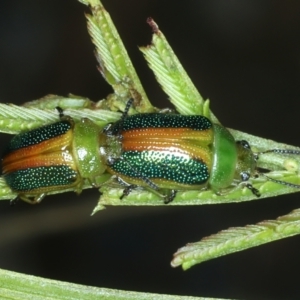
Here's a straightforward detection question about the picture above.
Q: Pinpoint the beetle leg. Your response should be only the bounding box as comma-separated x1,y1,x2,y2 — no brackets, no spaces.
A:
239,171,260,197
244,183,260,197
114,176,138,199
163,190,177,204
10,198,19,206
18,193,46,204
120,184,138,199
55,106,64,118
116,176,177,203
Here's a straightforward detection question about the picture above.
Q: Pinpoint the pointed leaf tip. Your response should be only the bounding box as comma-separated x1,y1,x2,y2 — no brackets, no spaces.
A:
147,17,160,34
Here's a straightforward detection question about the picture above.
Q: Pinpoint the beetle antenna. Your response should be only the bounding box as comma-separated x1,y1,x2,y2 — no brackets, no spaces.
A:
120,99,134,123
260,173,300,189
254,148,300,190
259,149,300,155
104,99,134,136
110,99,134,135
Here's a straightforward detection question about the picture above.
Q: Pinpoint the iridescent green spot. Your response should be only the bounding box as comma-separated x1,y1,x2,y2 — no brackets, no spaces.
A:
4,166,77,191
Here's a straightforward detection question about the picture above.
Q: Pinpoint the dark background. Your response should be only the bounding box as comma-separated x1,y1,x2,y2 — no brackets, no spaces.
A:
1,1,300,299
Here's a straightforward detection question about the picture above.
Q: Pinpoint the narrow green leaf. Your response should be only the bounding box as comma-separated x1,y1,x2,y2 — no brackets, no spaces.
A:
0,103,120,134
139,19,206,116
171,208,300,270
0,268,221,300
0,104,59,134
83,0,153,112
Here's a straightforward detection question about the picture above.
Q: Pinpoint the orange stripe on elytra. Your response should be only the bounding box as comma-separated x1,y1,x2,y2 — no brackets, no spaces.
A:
122,127,213,143
2,151,75,174
3,130,73,165
122,137,212,167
